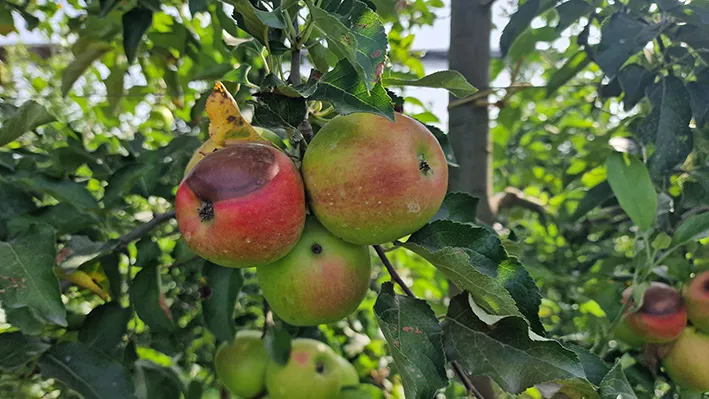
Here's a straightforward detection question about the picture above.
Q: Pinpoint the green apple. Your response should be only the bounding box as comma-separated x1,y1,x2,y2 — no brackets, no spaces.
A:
266,338,345,399
214,330,268,398
335,355,359,387
663,327,709,391
257,217,371,326
301,112,448,245
612,316,645,347
684,271,709,333
622,283,687,343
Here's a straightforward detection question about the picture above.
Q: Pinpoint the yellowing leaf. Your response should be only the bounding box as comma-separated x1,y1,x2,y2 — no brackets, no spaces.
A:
206,82,266,146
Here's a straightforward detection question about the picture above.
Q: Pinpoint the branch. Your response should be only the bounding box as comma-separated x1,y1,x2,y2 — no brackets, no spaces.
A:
115,210,176,247
373,245,482,399
491,187,546,222
288,12,302,85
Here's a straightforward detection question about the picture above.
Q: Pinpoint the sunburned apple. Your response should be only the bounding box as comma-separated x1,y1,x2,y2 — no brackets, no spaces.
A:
176,143,306,268
683,271,709,334
622,282,687,344
301,112,448,245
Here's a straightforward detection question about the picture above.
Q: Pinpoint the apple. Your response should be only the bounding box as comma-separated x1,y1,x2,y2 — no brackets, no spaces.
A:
335,355,359,387
662,327,709,391
257,217,371,325
266,338,345,399
622,283,687,343
301,112,448,245
683,271,709,333
612,316,645,347
175,143,306,268
214,330,268,398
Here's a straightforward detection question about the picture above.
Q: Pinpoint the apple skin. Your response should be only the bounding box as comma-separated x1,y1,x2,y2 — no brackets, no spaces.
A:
335,355,359,387
622,283,687,344
662,327,709,391
257,217,371,325
684,271,709,334
612,316,646,347
301,112,448,245
214,330,268,398
175,143,306,268
266,338,345,399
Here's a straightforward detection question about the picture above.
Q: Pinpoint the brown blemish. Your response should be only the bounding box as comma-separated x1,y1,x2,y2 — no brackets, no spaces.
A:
419,159,432,174
226,115,236,122
640,284,683,316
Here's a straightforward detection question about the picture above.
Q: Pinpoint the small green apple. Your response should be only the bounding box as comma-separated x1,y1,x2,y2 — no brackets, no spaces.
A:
335,355,359,387
266,338,345,399
663,327,709,391
214,330,268,398
684,271,709,334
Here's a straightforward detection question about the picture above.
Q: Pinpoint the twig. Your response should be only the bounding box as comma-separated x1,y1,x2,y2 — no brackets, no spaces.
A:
288,11,302,85
220,386,230,399
262,299,273,338
373,245,482,399
114,210,176,247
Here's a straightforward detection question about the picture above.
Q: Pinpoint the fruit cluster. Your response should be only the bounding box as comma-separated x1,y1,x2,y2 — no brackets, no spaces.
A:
613,272,709,391
215,331,360,399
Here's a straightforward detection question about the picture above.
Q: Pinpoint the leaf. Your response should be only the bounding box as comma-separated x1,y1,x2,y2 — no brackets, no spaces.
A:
546,51,591,97
599,362,637,399
252,92,307,130
0,224,66,329
5,307,46,335
61,41,112,96
101,254,123,300
637,76,693,180
555,0,593,33
130,267,175,334
103,163,154,207
79,302,132,359
605,152,657,230
687,80,709,127
431,192,479,224
255,7,286,29
423,124,458,166
500,0,556,57
228,0,276,48
56,235,106,270
135,238,161,268
595,13,662,79
189,0,208,15
264,328,292,366
567,181,614,222
122,7,153,64
310,59,394,121
11,173,99,209
0,332,50,372
383,70,477,98
134,360,185,399
0,100,56,146
443,294,588,394
100,0,121,16
105,65,126,114
202,263,243,342
0,180,35,219
563,344,610,386
38,342,138,399
373,282,447,399
403,220,544,334
672,212,709,246
206,82,268,146
617,64,656,111
340,384,387,399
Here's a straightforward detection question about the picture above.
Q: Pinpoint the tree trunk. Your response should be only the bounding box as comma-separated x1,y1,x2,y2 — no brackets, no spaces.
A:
448,1,496,398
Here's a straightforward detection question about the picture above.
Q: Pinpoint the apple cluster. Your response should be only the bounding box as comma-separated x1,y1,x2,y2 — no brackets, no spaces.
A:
214,330,359,399
612,272,709,391
175,112,448,326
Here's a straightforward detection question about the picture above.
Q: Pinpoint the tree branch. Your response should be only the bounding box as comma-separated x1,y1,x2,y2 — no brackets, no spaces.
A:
115,210,176,247
491,187,546,222
288,13,302,85
373,245,482,399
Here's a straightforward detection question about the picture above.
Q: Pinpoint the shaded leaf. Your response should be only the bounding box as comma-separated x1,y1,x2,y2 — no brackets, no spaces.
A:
383,70,477,98
79,302,131,359
431,192,479,225
265,328,292,366
252,92,307,130
11,173,99,209
595,13,662,79
0,224,66,329
134,360,184,399
605,152,657,230
340,384,387,399
423,124,458,166
255,7,286,29
373,282,447,399
546,51,591,97
15,203,100,236
130,267,175,333
567,181,614,222
563,344,610,386
106,65,126,114
122,7,153,64
62,41,112,96
599,361,637,399
0,332,50,372
202,263,243,342
555,0,593,33
617,64,656,111
38,342,138,399
0,180,35,219
687,79,709,127
5,307,46,335
0,100,56,146
189,0,208,15
672,212,709,246
500,0,556,57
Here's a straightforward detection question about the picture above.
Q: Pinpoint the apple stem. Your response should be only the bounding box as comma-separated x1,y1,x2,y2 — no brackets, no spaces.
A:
373,244,483,399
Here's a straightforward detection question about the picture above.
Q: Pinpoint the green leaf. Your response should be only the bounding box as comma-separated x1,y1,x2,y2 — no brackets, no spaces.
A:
252,92,307,130
202,263,243,342
567,181,614,222
0,100,56,146
0,332,50,372
443,294,588,394
10,173,99,209
135,238,161,268
310,59,394,121
186,381,203,399
99,0,121,17
563,344,610,386
340,384,387,399
500,0,556,57
130,267,175,334
687,79,709,127
255,7,287,29
103,163,154,207
546,51,591,97
431,192,479,225
79,302,132,359
189,0,209,15
228,0,270,45
122,7,153,64
672,212,709,246
0,180,35,219
599,362,637,399
383,70,477,98
134,360,185,399
404,220,544,334
423,124,458,166
5,307,46,335
38,342,138,399
264,328,292,366
61,41,112,97
637,76,693,180
14,203,101,236
595,13,662,79
605,152,657,230
0,6,16,35
56,235,105,270
0,224,66,329
617,64,656,111
373,282,448,399
105,65,126,114
555,0,593,33
101,254,123,300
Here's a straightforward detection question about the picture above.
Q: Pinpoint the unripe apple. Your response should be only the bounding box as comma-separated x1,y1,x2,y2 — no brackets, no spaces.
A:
301,112,448,245
612,316,645,347
257,217,371,325
266,338,345,399
175,143,306,268
214,330,268,398
683,271,709,334
622,283,687,343
662,327,709,391
335,355,359,387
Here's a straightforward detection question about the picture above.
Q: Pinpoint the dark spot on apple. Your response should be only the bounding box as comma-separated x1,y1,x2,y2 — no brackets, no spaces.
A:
186,144,277,203
198,200,214,222
640,284,683,316
315,361,325,374
703,278,709,293
419,159,432,175
311,243,323,254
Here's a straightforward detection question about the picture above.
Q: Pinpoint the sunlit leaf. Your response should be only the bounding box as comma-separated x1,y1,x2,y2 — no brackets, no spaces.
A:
0,101,56,146
605,152,657,230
